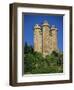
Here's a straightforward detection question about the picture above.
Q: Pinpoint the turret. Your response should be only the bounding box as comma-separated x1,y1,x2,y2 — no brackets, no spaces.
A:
34,24,41,29
42,20,50,27
51,25,57,30
34,24,42,53
42,20,51,56
50,25,58,52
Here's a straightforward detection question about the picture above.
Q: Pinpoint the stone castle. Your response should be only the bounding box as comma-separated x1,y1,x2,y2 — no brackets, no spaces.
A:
34,20,58,56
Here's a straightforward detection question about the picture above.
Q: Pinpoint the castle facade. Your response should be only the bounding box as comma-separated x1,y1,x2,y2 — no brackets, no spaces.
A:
34,20,58,56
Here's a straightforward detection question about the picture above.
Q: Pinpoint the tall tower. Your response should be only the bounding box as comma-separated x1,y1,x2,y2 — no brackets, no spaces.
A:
34,24,42,53
42,20,50,56
50,25,58,53
33,21,58,56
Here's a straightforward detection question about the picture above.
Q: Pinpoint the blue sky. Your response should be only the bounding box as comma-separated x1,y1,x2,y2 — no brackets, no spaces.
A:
23,14,63,51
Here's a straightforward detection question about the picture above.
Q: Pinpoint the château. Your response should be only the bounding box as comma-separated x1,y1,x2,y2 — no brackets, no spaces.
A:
34,20,58,56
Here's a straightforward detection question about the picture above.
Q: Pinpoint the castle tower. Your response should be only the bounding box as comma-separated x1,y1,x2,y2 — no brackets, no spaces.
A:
50,25,58,53
34,24,42,53
33,21,58,56
42,20,50,56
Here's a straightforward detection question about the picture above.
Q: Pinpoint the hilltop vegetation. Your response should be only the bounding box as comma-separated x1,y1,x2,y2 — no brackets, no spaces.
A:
24,43,63,74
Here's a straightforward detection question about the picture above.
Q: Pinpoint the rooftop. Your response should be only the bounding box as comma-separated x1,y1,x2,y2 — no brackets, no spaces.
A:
34,21,57,30
51,25,57,30
34,24,41,29
42,20,50,27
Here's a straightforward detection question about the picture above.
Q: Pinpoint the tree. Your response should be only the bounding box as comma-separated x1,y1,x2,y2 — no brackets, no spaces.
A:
24,44,63,74
24,42,33,54
45,54,57,66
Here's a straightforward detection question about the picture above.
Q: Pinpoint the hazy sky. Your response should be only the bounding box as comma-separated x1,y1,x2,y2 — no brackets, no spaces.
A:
23,13,63,51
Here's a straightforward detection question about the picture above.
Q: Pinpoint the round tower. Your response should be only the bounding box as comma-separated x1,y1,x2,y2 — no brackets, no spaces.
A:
50,25,58,52
34,24,42,53
42,20,50,56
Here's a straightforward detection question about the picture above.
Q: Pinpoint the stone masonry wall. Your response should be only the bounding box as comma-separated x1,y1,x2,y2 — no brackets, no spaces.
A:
34,21,58,56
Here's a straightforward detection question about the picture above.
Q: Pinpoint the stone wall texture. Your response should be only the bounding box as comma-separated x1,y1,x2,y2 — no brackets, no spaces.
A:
34,21,58,56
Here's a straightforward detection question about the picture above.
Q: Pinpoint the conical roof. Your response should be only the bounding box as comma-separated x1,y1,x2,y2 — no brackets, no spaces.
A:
51,25,57,30
42,20,50,27
34,24,41,29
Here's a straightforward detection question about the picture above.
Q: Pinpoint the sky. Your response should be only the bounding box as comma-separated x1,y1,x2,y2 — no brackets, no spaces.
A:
23,13,63,51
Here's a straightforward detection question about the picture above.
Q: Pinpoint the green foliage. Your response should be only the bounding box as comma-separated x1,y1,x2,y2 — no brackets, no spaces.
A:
24,43,63,74
24,42,33,54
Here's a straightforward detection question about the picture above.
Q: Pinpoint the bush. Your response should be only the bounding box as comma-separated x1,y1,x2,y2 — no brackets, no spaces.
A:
24,44,63,74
